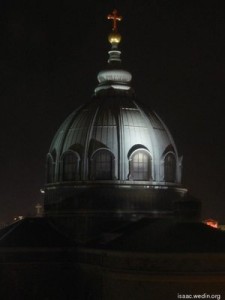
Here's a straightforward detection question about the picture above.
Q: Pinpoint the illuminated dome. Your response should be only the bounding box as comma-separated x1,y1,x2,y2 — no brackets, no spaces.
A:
44,10,188,242
47,89,182,185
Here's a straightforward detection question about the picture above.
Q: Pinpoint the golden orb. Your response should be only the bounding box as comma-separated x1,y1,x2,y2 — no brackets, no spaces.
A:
108,32,122,44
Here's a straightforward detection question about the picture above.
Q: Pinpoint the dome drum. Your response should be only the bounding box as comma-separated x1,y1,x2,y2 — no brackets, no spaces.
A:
46,150,181,185
44,183,187,241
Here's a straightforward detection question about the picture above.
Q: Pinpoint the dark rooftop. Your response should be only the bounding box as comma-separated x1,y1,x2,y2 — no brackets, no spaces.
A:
88,218,225,253
0,217,73,247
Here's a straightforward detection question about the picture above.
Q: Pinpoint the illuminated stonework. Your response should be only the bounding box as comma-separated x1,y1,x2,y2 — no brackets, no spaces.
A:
47,95,182,185
44,10,189,241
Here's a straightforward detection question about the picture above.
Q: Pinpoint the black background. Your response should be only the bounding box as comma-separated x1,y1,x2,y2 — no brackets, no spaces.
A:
0,0,224,223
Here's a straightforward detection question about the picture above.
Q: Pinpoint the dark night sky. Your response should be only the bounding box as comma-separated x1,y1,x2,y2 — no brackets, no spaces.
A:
0,0,225,223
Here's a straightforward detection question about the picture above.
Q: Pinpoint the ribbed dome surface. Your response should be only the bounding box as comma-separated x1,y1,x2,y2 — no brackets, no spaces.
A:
48,88,181,184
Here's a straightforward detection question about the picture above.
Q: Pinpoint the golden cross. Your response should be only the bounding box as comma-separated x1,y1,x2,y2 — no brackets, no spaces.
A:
107,9,122,32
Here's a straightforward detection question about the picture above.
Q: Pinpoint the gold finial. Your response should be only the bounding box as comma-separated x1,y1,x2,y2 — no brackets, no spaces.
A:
107,9,122,45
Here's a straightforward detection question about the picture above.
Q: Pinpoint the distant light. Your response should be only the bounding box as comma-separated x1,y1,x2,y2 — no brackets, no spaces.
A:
40,188,45,194
204,219,218,229
14,216,24,222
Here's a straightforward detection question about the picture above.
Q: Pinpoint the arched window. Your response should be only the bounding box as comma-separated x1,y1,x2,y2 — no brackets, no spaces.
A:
62,151,80,181
91,150,114,180
129,150,152,181
164,153,176,182
46,155,54,183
